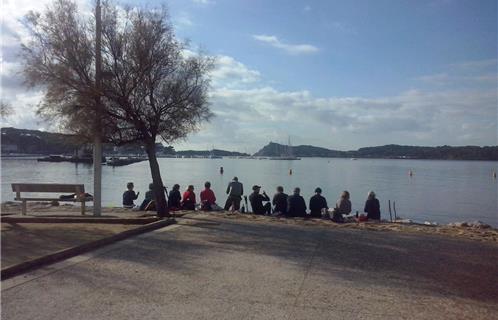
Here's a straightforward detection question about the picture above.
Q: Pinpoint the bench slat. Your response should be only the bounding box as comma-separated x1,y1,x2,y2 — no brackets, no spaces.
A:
14,197,86,202
11,183,85,193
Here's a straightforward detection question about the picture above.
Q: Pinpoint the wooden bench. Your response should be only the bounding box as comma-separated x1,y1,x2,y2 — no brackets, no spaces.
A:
11,183,93,215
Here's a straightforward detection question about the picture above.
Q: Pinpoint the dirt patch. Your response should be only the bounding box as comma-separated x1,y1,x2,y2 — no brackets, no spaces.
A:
1,222,137,268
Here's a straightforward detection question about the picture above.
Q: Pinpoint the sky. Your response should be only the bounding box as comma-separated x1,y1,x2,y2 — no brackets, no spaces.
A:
1,0,497,152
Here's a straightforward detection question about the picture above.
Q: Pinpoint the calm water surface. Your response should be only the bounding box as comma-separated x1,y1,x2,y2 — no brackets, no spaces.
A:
1,158,497,226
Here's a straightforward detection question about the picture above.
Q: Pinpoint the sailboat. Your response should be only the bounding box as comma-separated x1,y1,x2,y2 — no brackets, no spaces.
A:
269,137,301,160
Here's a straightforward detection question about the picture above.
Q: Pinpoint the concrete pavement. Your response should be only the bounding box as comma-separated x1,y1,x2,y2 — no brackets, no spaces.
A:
2,213,498,319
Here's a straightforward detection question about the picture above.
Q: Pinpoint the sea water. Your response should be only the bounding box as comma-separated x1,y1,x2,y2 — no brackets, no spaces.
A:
1,157,497,226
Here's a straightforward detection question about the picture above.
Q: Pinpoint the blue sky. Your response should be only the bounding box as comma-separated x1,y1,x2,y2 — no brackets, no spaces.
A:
1,0,497,152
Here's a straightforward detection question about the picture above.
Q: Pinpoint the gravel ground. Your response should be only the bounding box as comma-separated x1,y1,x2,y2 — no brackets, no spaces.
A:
2,213,498,320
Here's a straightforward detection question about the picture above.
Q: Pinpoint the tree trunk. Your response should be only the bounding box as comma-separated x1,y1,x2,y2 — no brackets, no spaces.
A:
145,140,169,218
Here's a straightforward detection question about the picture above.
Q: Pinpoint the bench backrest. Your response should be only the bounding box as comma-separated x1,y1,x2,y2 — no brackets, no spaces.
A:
11,183,85,198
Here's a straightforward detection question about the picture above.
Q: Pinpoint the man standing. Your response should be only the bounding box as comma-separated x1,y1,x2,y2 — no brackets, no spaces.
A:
249,185,271,215
224,176,244,211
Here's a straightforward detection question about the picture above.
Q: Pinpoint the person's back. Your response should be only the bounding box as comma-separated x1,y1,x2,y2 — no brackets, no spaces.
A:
272,186,288,214
364,191,380,220
287,188,306,217
182,185,196,210
168,184,182,210
335,191,351,215
227,180,243,197
200,181,216,211
224,177,244,211
123,182,139,208
309,188,327,218
249,185,270,214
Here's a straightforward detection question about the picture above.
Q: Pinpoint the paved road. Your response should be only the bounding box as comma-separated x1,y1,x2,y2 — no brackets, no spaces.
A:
2,214,498,319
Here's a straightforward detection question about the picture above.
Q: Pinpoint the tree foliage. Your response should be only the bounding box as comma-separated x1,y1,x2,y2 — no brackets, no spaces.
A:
21,0,214,216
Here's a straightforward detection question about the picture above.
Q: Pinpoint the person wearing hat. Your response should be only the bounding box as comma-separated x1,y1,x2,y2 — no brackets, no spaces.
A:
249,185,271,215
309,187,328,218
224,176,244,211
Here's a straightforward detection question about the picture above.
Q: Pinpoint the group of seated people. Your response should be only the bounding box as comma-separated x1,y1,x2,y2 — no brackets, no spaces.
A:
122,178,381,221
251,185,381,221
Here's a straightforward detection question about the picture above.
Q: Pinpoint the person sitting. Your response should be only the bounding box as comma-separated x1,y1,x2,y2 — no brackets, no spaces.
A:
249,185,271,215
123,182,139,208
200,181,217,211
224,177,244,211
287,187,307,217
139,183,155,211
309,187,328,218
332,190,351,222
364,191,381,220
168,184,182,211
272,186,288,215
182,185,196,211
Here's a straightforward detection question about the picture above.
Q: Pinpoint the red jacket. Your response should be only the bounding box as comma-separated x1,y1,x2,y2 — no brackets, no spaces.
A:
182,191,196,204
200,189,216,204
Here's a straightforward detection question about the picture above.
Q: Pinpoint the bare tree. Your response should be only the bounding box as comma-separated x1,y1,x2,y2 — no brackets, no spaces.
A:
21,0,213,216
0,100,14,119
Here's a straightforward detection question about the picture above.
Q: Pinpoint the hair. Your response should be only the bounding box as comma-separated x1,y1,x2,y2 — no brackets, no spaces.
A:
126,182,134,189
341,190,350,199
188,185,194,191
276,186,284,192
367,191,376,200
233,176,238,181
315,187,322,194
205,181,211,188
149,183,154,190
173,184,180,190
294,187,300,194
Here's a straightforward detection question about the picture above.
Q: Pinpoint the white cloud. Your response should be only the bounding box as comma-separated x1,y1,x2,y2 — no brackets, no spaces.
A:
252,34,319,55
210,55,261,88
192,0,215,5
303,5,311,12
173,12,194,29
181,66,497,151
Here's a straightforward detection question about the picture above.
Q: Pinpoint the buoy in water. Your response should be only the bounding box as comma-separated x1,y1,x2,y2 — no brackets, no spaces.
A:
408,169,413,177
289,169,292,175
220,166,224,175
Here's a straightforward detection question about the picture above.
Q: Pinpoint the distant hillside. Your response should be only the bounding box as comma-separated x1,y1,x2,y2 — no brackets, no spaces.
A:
254,142,498,161
1,127,248,157
176,149,249,157
1,127,82,154
254,142,349,157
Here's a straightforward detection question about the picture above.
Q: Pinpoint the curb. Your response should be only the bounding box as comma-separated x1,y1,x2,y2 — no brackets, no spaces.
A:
1,216,162,224
1,218,176,280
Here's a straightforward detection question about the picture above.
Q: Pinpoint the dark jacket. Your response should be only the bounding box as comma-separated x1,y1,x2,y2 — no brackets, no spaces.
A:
168,189,181,208
123,190,138,206
309,194,328,218
364,198,381,220
249,192,270,214
272,192,288,213
287,194,307,217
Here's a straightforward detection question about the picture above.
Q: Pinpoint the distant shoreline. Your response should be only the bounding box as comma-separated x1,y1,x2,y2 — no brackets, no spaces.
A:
2,154,497,162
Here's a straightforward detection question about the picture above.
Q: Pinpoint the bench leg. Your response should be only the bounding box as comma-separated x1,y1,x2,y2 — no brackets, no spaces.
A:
81,201,86,215
21,200,27,215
